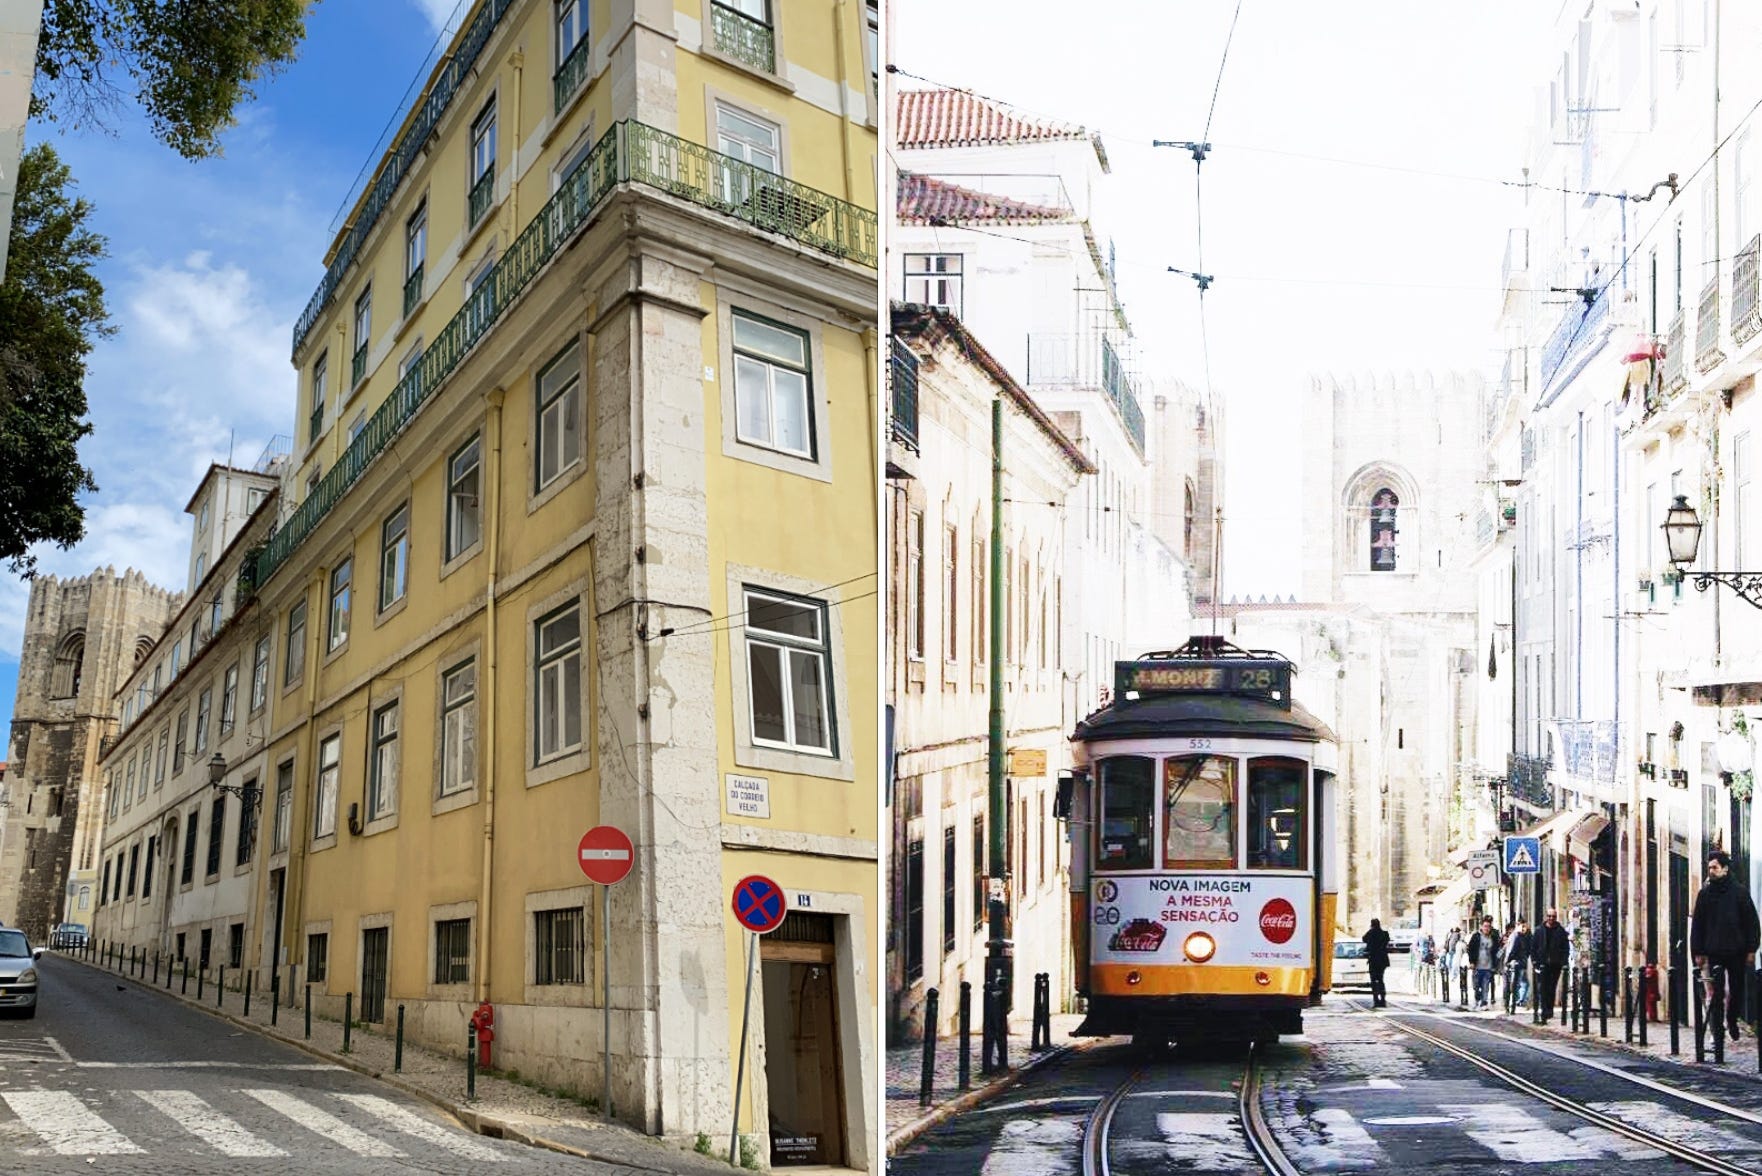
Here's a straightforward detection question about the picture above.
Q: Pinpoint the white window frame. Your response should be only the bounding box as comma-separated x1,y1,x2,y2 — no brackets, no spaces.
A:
380,503,410,614
470,100,497,188
440,658,477,800
534,604,584,765
284,600,306,687
313,732,340,842
555,0,585,68
352,287,372,382
367,699,400,826
219,663,238,736
272,759,294,856
905,253,964,314
327,557,352,653
741,586,833,757
405,201,427,286
194,687,212,755
445,435,483,565
535,342,584,492
715,293,830,480
731,310,813,459
725,565,854,781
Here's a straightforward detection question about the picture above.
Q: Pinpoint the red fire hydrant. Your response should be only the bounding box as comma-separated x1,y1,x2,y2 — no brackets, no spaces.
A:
470,1003,495,1068
1643,965,1661,1022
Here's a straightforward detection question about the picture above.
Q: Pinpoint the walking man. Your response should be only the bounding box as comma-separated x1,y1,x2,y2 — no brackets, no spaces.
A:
1467,917,1501,1008
1505,919,1533,1009
1364,918,1393,1008
1536,908,1570,1020
1690,849,1762,1042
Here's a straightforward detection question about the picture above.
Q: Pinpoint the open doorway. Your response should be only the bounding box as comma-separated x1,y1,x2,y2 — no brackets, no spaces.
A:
761,912,845,1167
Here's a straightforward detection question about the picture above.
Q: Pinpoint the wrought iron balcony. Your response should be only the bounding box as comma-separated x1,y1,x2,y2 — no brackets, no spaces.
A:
253,121,877,591
1736,235,1762,347
1506,752,1553,808
1696,274,1726,372
468,170,494,229
1662,309,1687,396
889,336,919,451
1026,332,1145,454
350,345,367,388
553,36,591,114
1539,286,1609,391
710,3,775,73
308,405,324,447
403,265,424,318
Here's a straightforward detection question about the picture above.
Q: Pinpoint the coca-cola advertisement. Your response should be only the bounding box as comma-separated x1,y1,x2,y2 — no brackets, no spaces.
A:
1108,919,1167,953
1090,875,1312,966
1259,898,1298,944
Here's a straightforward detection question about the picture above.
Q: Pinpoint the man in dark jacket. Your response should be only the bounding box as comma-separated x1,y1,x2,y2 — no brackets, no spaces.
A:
1363,919,1392,1007
1691,849,1762,1041
1535,908,1570,1020
1504,919,1533,1009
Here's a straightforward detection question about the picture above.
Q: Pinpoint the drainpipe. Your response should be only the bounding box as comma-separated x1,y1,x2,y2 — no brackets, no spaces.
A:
285,571,324,1002
865,328,879,524
509,53,523,231
477,388,505,1006
833,0,857,204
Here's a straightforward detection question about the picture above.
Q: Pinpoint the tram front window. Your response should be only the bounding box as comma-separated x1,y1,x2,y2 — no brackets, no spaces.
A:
1164,755,1236,868
1097,756,1154,870
1247,758,1307,869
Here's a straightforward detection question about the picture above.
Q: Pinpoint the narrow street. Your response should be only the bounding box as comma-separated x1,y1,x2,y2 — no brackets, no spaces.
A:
0,953,635,1173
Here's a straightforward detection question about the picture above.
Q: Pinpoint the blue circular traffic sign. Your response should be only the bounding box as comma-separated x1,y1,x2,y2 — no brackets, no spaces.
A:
732,875,787,934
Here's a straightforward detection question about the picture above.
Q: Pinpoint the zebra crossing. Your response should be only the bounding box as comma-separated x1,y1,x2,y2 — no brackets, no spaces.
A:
0,1085,510,1161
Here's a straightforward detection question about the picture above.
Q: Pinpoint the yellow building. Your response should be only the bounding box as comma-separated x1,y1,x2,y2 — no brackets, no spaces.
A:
244,0,879,1164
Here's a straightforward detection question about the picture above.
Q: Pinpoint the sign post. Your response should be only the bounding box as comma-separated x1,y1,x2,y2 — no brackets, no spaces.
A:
579,826,634,1120
729,875,787,1167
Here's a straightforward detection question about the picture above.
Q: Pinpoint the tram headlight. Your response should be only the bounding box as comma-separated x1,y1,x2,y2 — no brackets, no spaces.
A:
1183,932,1217,963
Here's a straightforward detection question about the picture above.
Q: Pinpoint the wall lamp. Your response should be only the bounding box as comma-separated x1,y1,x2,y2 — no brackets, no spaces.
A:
1662,494,1762,608
208,752,262,810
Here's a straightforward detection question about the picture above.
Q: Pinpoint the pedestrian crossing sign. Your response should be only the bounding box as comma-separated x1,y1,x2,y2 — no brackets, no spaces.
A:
1503,835,1541,874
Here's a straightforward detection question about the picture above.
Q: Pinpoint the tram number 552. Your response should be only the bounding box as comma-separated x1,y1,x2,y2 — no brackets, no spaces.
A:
1093,906,1121,925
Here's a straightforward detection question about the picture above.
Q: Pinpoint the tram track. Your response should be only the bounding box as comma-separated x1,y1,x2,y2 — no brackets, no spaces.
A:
1361,997,1762,1175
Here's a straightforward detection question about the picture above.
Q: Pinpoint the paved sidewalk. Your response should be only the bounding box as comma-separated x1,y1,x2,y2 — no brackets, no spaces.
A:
64,948,742,1173
885,1012,1086,1153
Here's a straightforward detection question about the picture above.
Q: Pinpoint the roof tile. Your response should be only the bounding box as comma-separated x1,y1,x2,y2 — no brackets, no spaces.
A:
896,172,1070,225
895,88,1088,149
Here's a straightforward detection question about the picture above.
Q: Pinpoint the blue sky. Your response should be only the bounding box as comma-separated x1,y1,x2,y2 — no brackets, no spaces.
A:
0,0,468,739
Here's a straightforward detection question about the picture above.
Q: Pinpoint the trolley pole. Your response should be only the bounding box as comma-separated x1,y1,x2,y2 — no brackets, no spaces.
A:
985,397,1012,1056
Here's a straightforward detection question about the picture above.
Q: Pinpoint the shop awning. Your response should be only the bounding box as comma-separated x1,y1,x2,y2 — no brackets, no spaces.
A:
1447,845,1479,867
1429,876,1473,913
1567,813,1611,860
1521,809,1584,854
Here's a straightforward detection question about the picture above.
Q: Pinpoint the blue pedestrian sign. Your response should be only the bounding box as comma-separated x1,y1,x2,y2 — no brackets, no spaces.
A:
1503,835,1541,874
732,874,788,934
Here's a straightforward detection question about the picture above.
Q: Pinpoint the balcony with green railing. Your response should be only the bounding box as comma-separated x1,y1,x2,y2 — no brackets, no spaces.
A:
254,120,877,591
553,36,592,113
468,170,494,228
710,3,775,73
404,265,424,317
308,405,324,448
350,345,367,388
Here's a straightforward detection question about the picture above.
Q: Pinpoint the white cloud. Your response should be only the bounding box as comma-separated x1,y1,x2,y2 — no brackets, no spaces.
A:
407,0,465,35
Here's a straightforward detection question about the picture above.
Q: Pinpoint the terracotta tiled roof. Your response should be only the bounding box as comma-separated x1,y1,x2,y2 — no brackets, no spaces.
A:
896,172,1070,225
896,88,1089,150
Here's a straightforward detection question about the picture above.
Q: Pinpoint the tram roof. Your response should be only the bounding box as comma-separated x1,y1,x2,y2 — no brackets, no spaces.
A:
1072,691,1337,745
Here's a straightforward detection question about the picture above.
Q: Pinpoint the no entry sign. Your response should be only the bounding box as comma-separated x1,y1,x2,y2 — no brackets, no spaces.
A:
732,875,787,934
578,826,634,885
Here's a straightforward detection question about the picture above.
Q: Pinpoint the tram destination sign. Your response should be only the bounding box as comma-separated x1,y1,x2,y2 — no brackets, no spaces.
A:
1114,657,1292,706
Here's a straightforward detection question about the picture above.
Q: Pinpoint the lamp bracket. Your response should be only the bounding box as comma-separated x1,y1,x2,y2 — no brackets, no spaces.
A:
212,780,263,810
1691,571,1762,610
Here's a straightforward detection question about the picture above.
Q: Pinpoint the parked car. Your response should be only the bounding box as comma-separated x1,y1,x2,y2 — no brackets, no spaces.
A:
48,923,86,950
1333,938,1372,990
0,928,41,1018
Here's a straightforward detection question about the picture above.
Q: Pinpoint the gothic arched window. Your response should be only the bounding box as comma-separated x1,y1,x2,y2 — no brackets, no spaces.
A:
52,632,85,698
134,637,155,667
1370,488,1399,571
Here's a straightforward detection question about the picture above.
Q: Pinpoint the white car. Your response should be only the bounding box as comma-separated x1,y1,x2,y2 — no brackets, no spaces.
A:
1332,939,1372,990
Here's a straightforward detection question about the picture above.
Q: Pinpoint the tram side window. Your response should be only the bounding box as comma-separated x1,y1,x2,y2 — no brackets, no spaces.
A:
1247,757,1307,869
1164,755,1236,869
1097,756,1154,870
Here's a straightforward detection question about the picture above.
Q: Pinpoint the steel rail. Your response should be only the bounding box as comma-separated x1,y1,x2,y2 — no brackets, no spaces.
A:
1240,1042,1304,1176
1079,1066,1139,1176
1380,1007,1759,1176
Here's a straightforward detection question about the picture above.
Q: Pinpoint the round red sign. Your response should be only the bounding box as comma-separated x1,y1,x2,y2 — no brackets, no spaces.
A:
577,825,634,885
1258,898,1297,944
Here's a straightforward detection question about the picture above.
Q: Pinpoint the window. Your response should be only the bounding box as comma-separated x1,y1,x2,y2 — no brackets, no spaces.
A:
906,510,923,660
535,605,583,763
710,1,774,73
306,466,322,502
155,727,168,787
380,504,409,611
404,201,427,316
197,499,209,532
247,487,268,514
1369,487,1398,571
126,842,139,897
307,933,328,983
181,812,199,885
446,436,482,560
195,552,207,583
314,733,340,839
328,558,352,651
250,635,270,712
194,687,211,755
555,0,585,68
1165,755,1237,869
398,341,424,383
173,709,189,774
124,758,136,809
945,524,959,662
285,601,307,685
170,638,181,677
273,760,293,854
206,795,225,878
732,312,812,458
209,595,222,637
714,103,779,205
368,701,399,821
348,412,366,442
236,780,258,866
310,353,328,444
743,588,832,754
100,861,110,907
434,918,471,984
536,343,583,490
352,286,372,385
1097,756,1154,871
441,659,477,795
903,833,922,981
972,816,985,933
1246,758,1307,869
219,663,238,736
864,0,878,101
942,824,956,956
228,923,244,969
534,907,584,984
469,100,497,225
904,254,963,313
972,536,987,665
141,836,154,899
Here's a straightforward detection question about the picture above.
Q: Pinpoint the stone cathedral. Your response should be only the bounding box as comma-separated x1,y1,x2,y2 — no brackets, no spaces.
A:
0,569,179,938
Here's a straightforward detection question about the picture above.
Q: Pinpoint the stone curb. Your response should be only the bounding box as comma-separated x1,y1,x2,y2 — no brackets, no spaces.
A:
60,952,701,1174
884,1037,1098,1156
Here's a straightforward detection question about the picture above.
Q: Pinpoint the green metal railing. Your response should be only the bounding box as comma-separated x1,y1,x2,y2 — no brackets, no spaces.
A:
468,170,494,228
308,405,324,448
553,36,592,114
292,0,519,357
710,3,775,72
404,265,424,318
254,122,876,590
351,346,367,388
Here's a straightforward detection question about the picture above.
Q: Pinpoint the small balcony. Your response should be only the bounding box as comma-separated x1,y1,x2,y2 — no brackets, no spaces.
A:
468,170,494,228
308,405,324,447
1025,332,1145,454
889,336,919,453
1539,286,1609,392
710,3,775,73
553,36,591,114
350,345,367,388
1695,274,1726,372
1506,752,1553,809
1662,309,1687,396
1735,235,1762,348
403,265,424,318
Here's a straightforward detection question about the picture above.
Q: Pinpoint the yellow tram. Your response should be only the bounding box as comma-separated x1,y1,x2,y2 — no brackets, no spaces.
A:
1065,636,1341,1046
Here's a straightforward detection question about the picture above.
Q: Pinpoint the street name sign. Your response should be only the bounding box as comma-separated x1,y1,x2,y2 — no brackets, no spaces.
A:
577,825,634,885
1503,835,1542,875
1467,850,1500,890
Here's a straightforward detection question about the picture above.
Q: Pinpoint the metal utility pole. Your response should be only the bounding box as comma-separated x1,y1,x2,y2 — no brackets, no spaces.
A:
985,397,1012,1062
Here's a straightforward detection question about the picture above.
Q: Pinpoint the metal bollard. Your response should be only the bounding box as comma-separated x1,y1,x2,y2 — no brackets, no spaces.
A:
918,987,939,1107
1669,964,1680,1055
343,992,353,1053
1712,964,1726,1065
1639,967,1649,1046
1598,972,1608,1037
467,1022,478,1101
958,981,972,1091
153,952,160,986
271,974,280,1027
218,965,225,1009
182,958,189,995
244,969,252,1018
1624,967,1635,1043
198,966,205,1002
305,984,312,1040
164,952,172,989
1693,964,1706,1063
396,1004,405,1073
1032,973,1051,1051
1458,964,1469,1010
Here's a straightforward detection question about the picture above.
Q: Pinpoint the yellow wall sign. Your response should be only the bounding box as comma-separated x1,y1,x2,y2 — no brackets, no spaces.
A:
1008,748,1048,777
